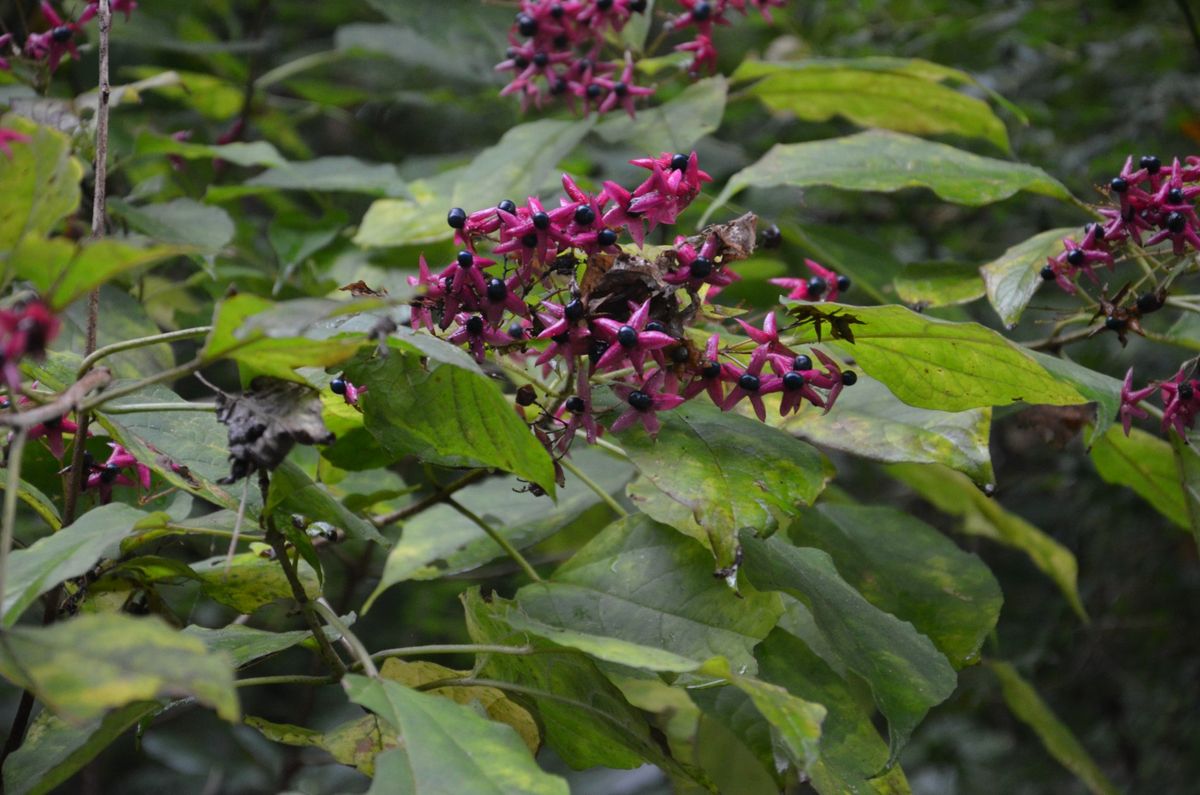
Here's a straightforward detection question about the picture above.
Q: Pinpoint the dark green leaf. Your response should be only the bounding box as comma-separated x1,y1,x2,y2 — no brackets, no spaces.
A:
1029,352,1122,445
191,550,319,614
110,197,234,253
739,529,957,760
1171,434,1200,550
182,624,319,668
135,131,287,167
616,398,833,570
1090,425,1188,530
0,613,238,721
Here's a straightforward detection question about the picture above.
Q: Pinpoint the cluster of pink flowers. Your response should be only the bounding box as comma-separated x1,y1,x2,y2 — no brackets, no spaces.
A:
1043,155,1200,293
387,151,854,460
496,0,785,115
0,1,136,75
1121,365,1200,439
84,443,152,504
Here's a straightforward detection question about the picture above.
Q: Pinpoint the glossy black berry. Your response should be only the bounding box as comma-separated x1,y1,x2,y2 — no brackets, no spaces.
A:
628,390,653,411
761,224,782,249
738,373,761,392
487,278,507,302
508,322,526,339
564,298,585,321
1066,248,1085,267
522,232,539,248
497,199,517,214
514,56,530,69
589,339,609,364
516,385,537,406
1167,211,1187,233
574,205,595,226
1110,177,1128,194
692,1,712,21
447,207,467,229
614,82,628,97
533,51,549,67
1181,382,1195,401
466,316,485,335
550,3,565,18
330,377,347,395
670,345,690,364
552,332,570,344
1040,265,1057,281
565,396,586,413
616,325,639,347
51,26,73,42
1104,315,1126,331
836,274,851,292
807,276,827,297
517,13,538,36
670,153,689,171
1088,222,1106,240
100,464,120,484
1136,292,1163,314
793,354,812,371
701,360,721,379
550,77,568,95
841,370,858,386
586,83,603,99
645,320,667,333
1169,187,1185,205
783,371,806,391
1140,155,1161,174
690,257,713,278
532,212,551,230
597,228,618,246
457,250,474,268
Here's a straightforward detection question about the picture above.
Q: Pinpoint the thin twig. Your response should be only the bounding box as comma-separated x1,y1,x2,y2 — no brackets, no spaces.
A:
236,674,337,688
78,357,204,412
446,498,544,583
559,456,628,518
0,431,28,622
0,369,111,430
313,598,378,677
76,326,211,377
370,469,489,528
101,402,216,414
368,644,537,661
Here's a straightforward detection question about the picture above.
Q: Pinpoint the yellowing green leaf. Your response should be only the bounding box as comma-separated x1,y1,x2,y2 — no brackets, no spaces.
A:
980,228,1077,328
0,116,82,251
191,551,319,614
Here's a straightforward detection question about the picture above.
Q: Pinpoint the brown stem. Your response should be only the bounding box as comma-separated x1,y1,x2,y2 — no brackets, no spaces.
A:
0,369,112,430
370,468,490,528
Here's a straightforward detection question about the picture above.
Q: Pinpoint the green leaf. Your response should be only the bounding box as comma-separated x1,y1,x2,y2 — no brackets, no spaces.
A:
191,550,319,614
9,237,186,311
268,459,388,545
352,352,557,496
740,64,1010,151
343,674,570,794
461,589,671,772
783,301,1086,411
109,197,235,253
135,131,287,167
123,67,244,119
777,374,994,486
518,515,782,672
0,477,61,531
979,228,1076,328
0,613,238,721
1090,424,1188,530
615,398,833,570
704,130,1071,224
739,529,957,761
889,463,1086,620
756,628,912,795
201,294,365,383
246,714,393,775
1029,352,1122,445
1172,435,1200,549
791,504,1003,667
210,156,408,201
3,701,161,795
893,261,986,307
987,661,1120,795
182,624,320,668
353,193,455,248
0,116,82,251
3,504,165,627
335,22,496,84
365,449,629,609
594,76,727,154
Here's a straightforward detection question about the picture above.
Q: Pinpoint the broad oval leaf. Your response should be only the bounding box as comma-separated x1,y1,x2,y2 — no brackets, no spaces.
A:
109,197,234,253
1090,424,1188,530
893,261,986,307
783,301,1086,411
776,374,994,487
344,674,570,795
0,613,238,722
792,504,1003,667
0,116,82,251
704,130,1072,224
616,398,834,570
739,529,958,761
10,237,186,311
595,76,727,154
980,228,1077,328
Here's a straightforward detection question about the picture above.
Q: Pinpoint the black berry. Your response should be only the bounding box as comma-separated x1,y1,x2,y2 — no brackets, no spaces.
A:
616,325,638,347
629,0,647,11
588,339,609,365
330,377,347,395
550,4,565,18
613,82,628,97
1136,292,1163,314
564,298,585,321
100,464,120,484
1040,265,1057,281
516,14,538,36
628,390,653,411
836,274,851,292
508,322,526,339
690,257,713,278
51,25,72,43
457,250,474,268
487,278,507,302
1181,382,1195,401
586,83,603,99
1110,177,1128,193
645,321,667,333
692,1,712,21
533,51,549,68
793,354,812,371
1169,188,1185,205
550,77,568,95
783,372,806,391
1104,315,1126,331
670,345,690,364
597,228,618,246
1066,248,1085,267
447,207,467,229
598,0,614,9
574,205,595,226
738,373,760,392
841,370,858,386
516,385,537,406
532,211,551,230
701,360,721,379
1140,155,1161,174
1167,211,1187,234
497,199,517,214
670,153,689,171
761,224,782,249
522,232,539,248
807,276,827,297
565,396,586,413
466,316,485,335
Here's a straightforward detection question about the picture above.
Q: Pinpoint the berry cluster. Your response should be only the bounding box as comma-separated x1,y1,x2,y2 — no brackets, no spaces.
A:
1043,155,1200,293
0,1,135,75
83,443,152,504
392,151,854,461
496,0,785,115
1120,365,1200,439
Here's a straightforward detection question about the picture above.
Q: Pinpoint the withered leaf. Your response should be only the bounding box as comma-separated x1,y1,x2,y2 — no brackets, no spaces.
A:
214,376,335,483
339,280,388,298
787,304,865,343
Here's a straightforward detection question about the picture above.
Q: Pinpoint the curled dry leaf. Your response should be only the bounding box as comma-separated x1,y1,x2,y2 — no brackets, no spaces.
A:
213,376,335,483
